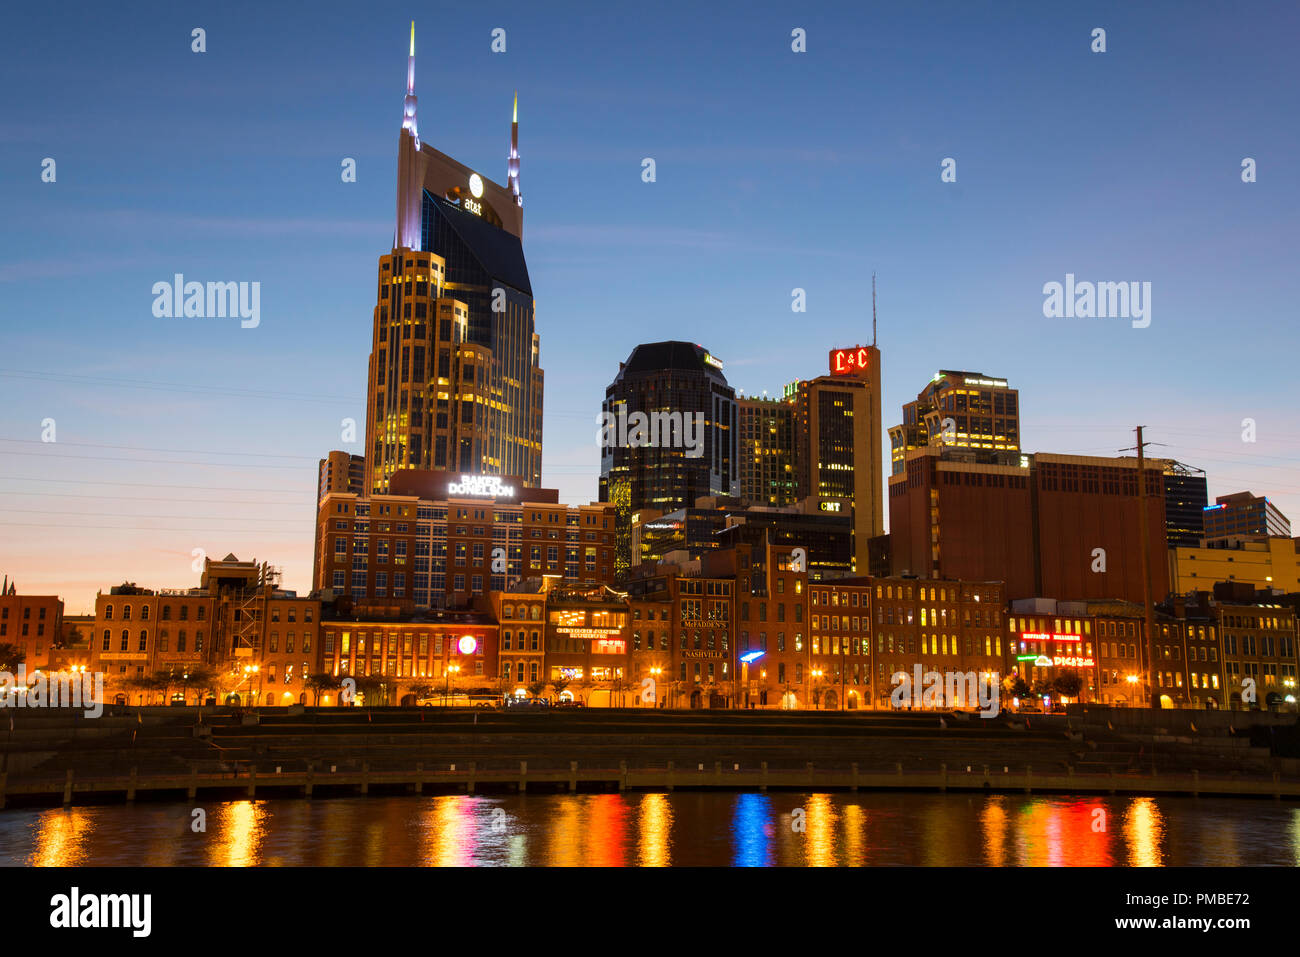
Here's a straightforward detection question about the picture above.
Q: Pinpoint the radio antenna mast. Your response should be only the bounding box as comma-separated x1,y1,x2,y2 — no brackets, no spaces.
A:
872,273,877,346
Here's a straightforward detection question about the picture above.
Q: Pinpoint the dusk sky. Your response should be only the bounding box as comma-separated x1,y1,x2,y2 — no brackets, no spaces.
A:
3,0,1298,612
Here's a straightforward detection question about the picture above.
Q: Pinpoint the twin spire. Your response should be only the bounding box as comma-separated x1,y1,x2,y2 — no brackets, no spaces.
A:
402,21,419,146
400,23,521,206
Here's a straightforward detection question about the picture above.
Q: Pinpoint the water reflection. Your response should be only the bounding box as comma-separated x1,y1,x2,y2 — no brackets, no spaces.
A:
3,792,1294,867
1124,798,1164,867
637,793,672,867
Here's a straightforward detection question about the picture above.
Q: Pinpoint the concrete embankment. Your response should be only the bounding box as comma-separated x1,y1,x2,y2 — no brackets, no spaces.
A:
1,705,1296,808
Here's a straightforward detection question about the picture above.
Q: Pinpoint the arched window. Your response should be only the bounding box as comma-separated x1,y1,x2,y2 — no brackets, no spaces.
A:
104,604,114,620
140,605,150,621
531,606,541,621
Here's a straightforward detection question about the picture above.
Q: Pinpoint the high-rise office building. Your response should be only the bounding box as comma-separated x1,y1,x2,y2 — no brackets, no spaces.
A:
600,341,739,578
889,370,1019,475
1203,491,1292,543
1154,459,1207,548
793,346,885,572
366,24,543,496
737,391,797,506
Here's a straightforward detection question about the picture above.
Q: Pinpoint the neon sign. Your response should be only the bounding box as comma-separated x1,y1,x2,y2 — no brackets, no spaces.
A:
591,639,626,654
1053,655,1094,668
556,627,623,639
1021,632,1081,643
463,197,482,216
703,351,723,370
830,347,871,376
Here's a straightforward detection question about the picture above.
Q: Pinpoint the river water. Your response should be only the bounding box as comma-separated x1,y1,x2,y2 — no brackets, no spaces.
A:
3,792,1298,866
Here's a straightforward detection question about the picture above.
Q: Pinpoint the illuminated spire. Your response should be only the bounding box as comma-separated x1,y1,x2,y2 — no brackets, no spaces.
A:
402,21,419,145
507,90,521,206
395,22,427,250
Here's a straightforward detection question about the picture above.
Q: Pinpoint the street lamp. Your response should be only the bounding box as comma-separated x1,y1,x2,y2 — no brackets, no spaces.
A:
811,668,824,710
242,664,260,707
443,663,461,707
649,666,663,709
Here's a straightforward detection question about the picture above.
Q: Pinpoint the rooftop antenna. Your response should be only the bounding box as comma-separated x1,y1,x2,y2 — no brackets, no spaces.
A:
872,272,877,346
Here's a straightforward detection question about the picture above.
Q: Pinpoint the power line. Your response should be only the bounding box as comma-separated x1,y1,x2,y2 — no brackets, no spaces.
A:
0,522,316,533
0,450,311,470
0,508,307,522
0,369,356,405
0,476,307,493
0,438,322,460
2,490,310,505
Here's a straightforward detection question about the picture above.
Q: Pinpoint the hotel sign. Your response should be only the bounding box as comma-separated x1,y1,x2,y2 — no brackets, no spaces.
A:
447,474,515,498
830,346,871,376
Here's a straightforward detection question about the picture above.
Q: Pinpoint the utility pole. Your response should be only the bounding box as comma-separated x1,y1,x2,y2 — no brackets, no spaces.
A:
1131,426,1157,709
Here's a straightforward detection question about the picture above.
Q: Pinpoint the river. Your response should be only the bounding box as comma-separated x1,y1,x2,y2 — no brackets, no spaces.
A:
3,792,1298,866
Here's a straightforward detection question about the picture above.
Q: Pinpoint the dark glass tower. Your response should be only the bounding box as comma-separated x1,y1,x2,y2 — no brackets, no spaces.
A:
599,341,738,578
1160,461,1208,548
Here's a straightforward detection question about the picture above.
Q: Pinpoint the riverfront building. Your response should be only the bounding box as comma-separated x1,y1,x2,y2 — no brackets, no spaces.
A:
889,448,1170,603
313,470,616,609
88,555,321,707
0,580,63,672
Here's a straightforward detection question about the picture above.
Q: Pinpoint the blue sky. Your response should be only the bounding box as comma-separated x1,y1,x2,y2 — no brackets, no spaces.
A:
2,0,1298,610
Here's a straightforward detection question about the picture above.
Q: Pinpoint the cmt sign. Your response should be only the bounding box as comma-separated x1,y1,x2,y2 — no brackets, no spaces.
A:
830,347,872,376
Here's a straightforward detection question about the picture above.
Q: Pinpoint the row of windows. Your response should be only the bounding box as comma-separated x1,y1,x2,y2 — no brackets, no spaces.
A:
0,606,47,619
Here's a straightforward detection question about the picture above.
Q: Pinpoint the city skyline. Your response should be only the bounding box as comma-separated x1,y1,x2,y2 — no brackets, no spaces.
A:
4,0,1300,610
